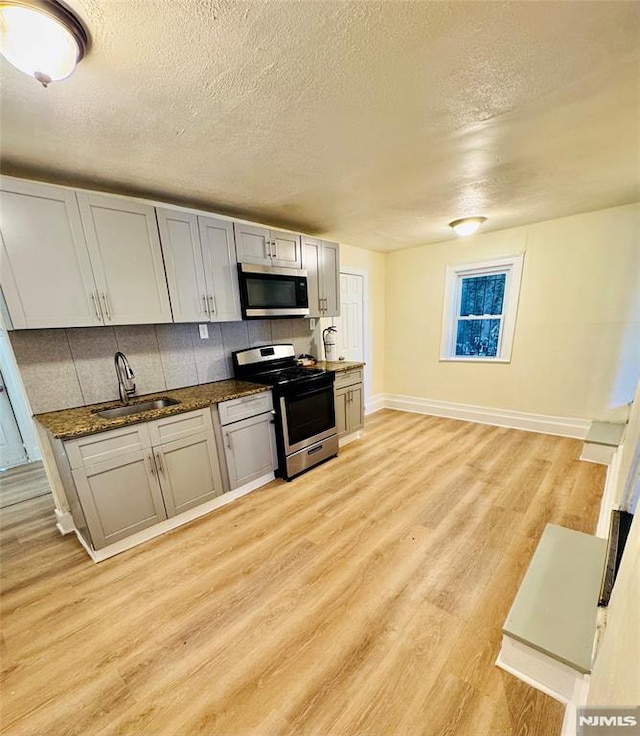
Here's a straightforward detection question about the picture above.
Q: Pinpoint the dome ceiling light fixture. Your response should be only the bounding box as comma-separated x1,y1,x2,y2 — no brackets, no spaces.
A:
0,0,89,87
449,216,487,237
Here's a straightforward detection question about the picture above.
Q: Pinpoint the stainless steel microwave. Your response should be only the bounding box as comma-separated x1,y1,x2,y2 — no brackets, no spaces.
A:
237,264,310,318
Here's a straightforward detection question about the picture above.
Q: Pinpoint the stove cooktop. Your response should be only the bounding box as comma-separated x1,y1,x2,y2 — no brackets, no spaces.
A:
252,365,327,386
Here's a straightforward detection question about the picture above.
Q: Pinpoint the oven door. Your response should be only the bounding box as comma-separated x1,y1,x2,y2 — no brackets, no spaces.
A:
279,383,336,455
238,264,309,318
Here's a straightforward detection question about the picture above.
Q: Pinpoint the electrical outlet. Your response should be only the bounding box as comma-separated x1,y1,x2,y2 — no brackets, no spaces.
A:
198,324,209,339
309,318,317,330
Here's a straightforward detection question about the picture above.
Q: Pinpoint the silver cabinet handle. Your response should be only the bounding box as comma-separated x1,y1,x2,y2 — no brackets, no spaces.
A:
101,293,112,321
202,295,209,316
226,433,233,450
208,294,216,315
155,452,165,475
148,454,157,477
91,293,102,321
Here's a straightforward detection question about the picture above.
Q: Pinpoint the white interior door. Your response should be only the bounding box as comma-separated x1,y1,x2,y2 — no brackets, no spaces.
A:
0,370,27,469
335,272,364,363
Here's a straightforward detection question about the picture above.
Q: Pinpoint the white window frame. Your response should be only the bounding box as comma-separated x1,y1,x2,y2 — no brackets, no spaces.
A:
440,253,524,363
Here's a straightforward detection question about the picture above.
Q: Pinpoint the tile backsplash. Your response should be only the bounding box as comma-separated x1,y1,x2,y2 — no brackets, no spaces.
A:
10,319,320,414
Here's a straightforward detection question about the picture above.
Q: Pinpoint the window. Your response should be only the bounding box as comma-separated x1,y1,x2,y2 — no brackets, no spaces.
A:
440,254,524,362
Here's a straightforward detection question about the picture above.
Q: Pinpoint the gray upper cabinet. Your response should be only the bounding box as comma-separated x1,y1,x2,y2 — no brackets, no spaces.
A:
302,237,340,318
198,216,242,321
0,178,101,329
156,209,208,322
157,208,241,323
76,192,173,325
235,223,302,269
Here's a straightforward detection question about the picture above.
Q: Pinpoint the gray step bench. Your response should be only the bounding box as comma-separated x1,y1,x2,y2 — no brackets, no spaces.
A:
581,421,626,465
496,523,607,704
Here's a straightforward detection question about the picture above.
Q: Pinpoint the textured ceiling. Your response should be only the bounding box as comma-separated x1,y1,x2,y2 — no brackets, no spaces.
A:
1,0,639,252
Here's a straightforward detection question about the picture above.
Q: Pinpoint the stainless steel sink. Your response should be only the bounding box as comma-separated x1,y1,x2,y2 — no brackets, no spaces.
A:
94,398,180,420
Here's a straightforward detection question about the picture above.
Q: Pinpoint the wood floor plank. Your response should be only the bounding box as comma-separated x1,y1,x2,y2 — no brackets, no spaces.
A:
0,462,52,509
0,411,605,735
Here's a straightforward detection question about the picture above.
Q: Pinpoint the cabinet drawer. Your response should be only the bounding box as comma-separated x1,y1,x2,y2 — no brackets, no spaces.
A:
65,423,151,470
218,391,273,426
334,369,363,389
148,408,213,445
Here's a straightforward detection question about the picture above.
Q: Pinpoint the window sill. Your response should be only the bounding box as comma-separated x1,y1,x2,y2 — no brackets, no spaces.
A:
439,356,512,364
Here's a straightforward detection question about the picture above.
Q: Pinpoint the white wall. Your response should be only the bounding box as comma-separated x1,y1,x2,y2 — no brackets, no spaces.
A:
587,379,639,706
588,511,639,706
384,203,640,422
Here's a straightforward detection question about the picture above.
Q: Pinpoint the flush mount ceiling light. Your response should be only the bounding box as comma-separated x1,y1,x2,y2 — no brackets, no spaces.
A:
449,217,487,237
0,0,89,87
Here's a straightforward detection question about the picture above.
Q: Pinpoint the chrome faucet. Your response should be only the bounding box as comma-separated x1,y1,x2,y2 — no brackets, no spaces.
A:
114,352,136,404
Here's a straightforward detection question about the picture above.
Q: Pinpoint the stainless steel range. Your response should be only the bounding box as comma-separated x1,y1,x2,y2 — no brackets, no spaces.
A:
232,344,338,480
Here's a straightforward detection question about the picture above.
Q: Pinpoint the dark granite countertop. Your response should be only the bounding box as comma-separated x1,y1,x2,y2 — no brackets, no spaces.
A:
315,361,365,372
35,380,271,441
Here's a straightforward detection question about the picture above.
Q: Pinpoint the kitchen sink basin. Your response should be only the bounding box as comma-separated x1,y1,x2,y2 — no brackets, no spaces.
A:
94,398,180,420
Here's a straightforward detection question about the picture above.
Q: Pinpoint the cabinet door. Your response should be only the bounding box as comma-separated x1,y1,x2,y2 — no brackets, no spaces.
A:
0,179,100,328
72,449,167,549
77,192,172,325
271,230,302,268
320,241,340,317
222,412,277,490
334,387,350,438
302,237,322,318
348,384,364,433
198,216,242,322
156,208,209,323
234,223,271,266
155,431,222,516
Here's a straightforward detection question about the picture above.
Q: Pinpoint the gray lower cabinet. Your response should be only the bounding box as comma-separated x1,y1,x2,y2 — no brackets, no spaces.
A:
222,412,278,489
334,369,364,438
216,391,278,490
72,449,167,549
63,408,224,550
154,432,222,516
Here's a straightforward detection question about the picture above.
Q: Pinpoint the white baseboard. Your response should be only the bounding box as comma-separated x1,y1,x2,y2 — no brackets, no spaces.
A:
365,394,385,415
382,393,591,439
82,472,276,563
339,431,361,448
561,674,591,736
496,635,586,705
54,508,75,535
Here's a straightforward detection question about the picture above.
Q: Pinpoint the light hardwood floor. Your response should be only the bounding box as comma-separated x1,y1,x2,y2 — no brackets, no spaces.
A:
0,411,605,735
0,462,51,509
